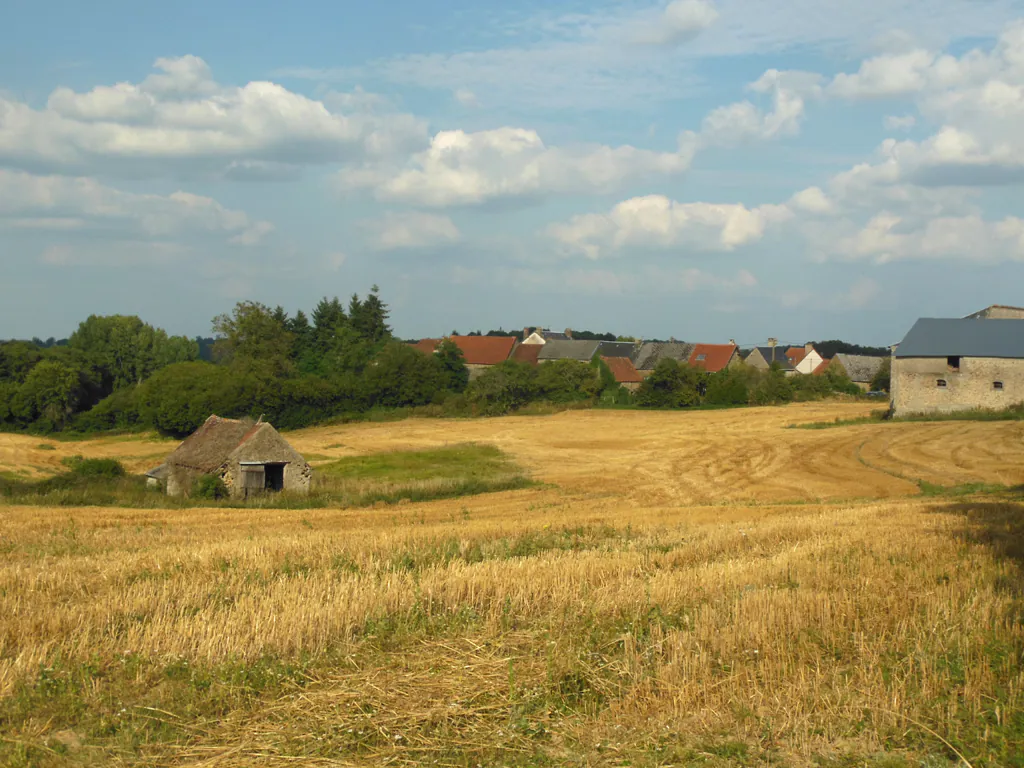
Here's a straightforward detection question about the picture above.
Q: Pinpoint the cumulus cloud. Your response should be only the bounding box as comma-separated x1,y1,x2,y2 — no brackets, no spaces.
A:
0,56,426,178
632,0,719,46
0,169,272,244
695,69,822,147
368,211,461,250
548,195,792,259
342,127,695,207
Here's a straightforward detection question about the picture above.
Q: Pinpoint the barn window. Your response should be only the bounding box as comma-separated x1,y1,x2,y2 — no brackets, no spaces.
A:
994,381,1004,390
937,379,947,388
947,356,961,372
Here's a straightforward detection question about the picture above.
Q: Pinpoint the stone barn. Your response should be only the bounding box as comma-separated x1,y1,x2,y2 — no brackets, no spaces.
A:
891,318,1024,417
159,415,312,498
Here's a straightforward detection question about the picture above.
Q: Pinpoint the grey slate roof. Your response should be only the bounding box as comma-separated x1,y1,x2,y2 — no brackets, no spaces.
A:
596,341,639,359
537,339,601,361
896,318,1024,359
747,347,795,371
540,330,572,341
634,342,695,371
833,353,886,383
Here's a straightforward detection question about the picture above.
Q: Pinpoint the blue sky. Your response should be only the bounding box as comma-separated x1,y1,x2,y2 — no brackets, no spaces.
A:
3,0,1024,346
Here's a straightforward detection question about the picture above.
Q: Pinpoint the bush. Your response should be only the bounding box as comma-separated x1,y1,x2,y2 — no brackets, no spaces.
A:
137,362,234,438
70,458,126,479
749,365,793,405
705,368,749,406
636,359,706,408
467,361,539,415
193,474,229,500
71,387,143,433
537,360,601,403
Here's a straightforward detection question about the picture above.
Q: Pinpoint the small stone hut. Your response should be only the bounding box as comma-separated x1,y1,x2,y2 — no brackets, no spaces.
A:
159,415,312,498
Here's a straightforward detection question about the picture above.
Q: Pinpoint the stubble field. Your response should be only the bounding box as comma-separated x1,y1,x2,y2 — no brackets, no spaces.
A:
1,401,1023,766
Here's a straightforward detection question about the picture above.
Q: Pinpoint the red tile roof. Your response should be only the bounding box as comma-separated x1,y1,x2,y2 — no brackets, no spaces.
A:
812,358,831,375
410,338,441,355
601,356,642,384
785,346,808,366
448,335,517,366
512,343,542,367
688,343,738,373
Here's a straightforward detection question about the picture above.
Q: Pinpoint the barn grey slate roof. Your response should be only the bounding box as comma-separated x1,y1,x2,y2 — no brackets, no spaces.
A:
634,342,695,371
747,347,795,370
896,318,1024,359
537,339,601,361
833,353,886,383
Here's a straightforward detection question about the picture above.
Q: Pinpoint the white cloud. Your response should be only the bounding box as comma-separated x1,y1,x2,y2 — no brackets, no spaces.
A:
549,195,792,259
282,1,1021,111
343,127,695,207
453,89,479,107
697,69,822,146
884,114,917,130
631,0,719,46
369,211,461,250
0,56,427,178
325,251,347,270
833,212,1024,263
789,186,834,214
0,169,272,244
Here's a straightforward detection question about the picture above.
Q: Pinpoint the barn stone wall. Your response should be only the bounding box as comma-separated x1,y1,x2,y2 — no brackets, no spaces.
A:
891,356,1024,416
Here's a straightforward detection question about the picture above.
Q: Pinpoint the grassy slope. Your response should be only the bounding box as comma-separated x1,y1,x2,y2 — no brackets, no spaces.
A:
0,444,533,510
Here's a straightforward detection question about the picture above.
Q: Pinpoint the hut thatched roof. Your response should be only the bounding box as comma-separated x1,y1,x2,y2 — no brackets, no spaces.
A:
166,415,262,473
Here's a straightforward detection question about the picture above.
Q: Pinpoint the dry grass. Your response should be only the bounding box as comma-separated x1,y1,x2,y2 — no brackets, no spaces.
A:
1,401,1023,766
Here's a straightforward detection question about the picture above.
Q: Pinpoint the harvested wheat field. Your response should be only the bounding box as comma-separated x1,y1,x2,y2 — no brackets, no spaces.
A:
1,401,1023,767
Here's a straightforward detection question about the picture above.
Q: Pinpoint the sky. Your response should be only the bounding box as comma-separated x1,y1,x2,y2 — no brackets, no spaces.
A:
3,0,1024,347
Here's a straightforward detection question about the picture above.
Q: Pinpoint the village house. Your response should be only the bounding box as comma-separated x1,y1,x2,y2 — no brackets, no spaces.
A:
828,353,887,391
601,356,643,392
743,346,795,373
688,343,741,373
964,304,1024,320
784,344,825,375
412,335,517,379
537,339,602,363
150,415,312,499
891,318,1024,417
520,328,572,345
633,342,695,376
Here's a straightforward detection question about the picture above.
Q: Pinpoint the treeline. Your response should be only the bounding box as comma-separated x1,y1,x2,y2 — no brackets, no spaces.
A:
1,289,869,438
634,359,861,408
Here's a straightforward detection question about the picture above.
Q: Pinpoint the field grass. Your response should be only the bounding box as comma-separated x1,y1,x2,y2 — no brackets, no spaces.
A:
1,403,1023,766
793,402,1024,430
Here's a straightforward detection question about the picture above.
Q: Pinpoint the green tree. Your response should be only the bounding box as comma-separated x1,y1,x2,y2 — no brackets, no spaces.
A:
69,315,197,392
364,342,445,408
749,364,793,405
467,361,540,415
137,362,234,437
434,339,469,393
870,358,892,392
349,286,392,344
15,360,84,429
705,367,749,405
212,302,295,374
636,359,706,408
537,360,601,402
0,341,43,384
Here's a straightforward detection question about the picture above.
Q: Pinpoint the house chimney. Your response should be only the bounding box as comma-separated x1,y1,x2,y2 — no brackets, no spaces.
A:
729,339,737,347
522,327,530,341
564,328,573,339
669,336,676,343
805,342,814,354
768,337,778,363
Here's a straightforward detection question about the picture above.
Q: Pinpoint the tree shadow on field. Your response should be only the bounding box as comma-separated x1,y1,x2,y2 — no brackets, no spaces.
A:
927,490,1024,584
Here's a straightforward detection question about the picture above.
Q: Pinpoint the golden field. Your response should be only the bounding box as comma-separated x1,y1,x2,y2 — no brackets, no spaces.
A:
1,401,1023,766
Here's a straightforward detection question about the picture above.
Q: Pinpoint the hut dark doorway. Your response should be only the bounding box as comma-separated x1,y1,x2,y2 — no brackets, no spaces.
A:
264,463,286,492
